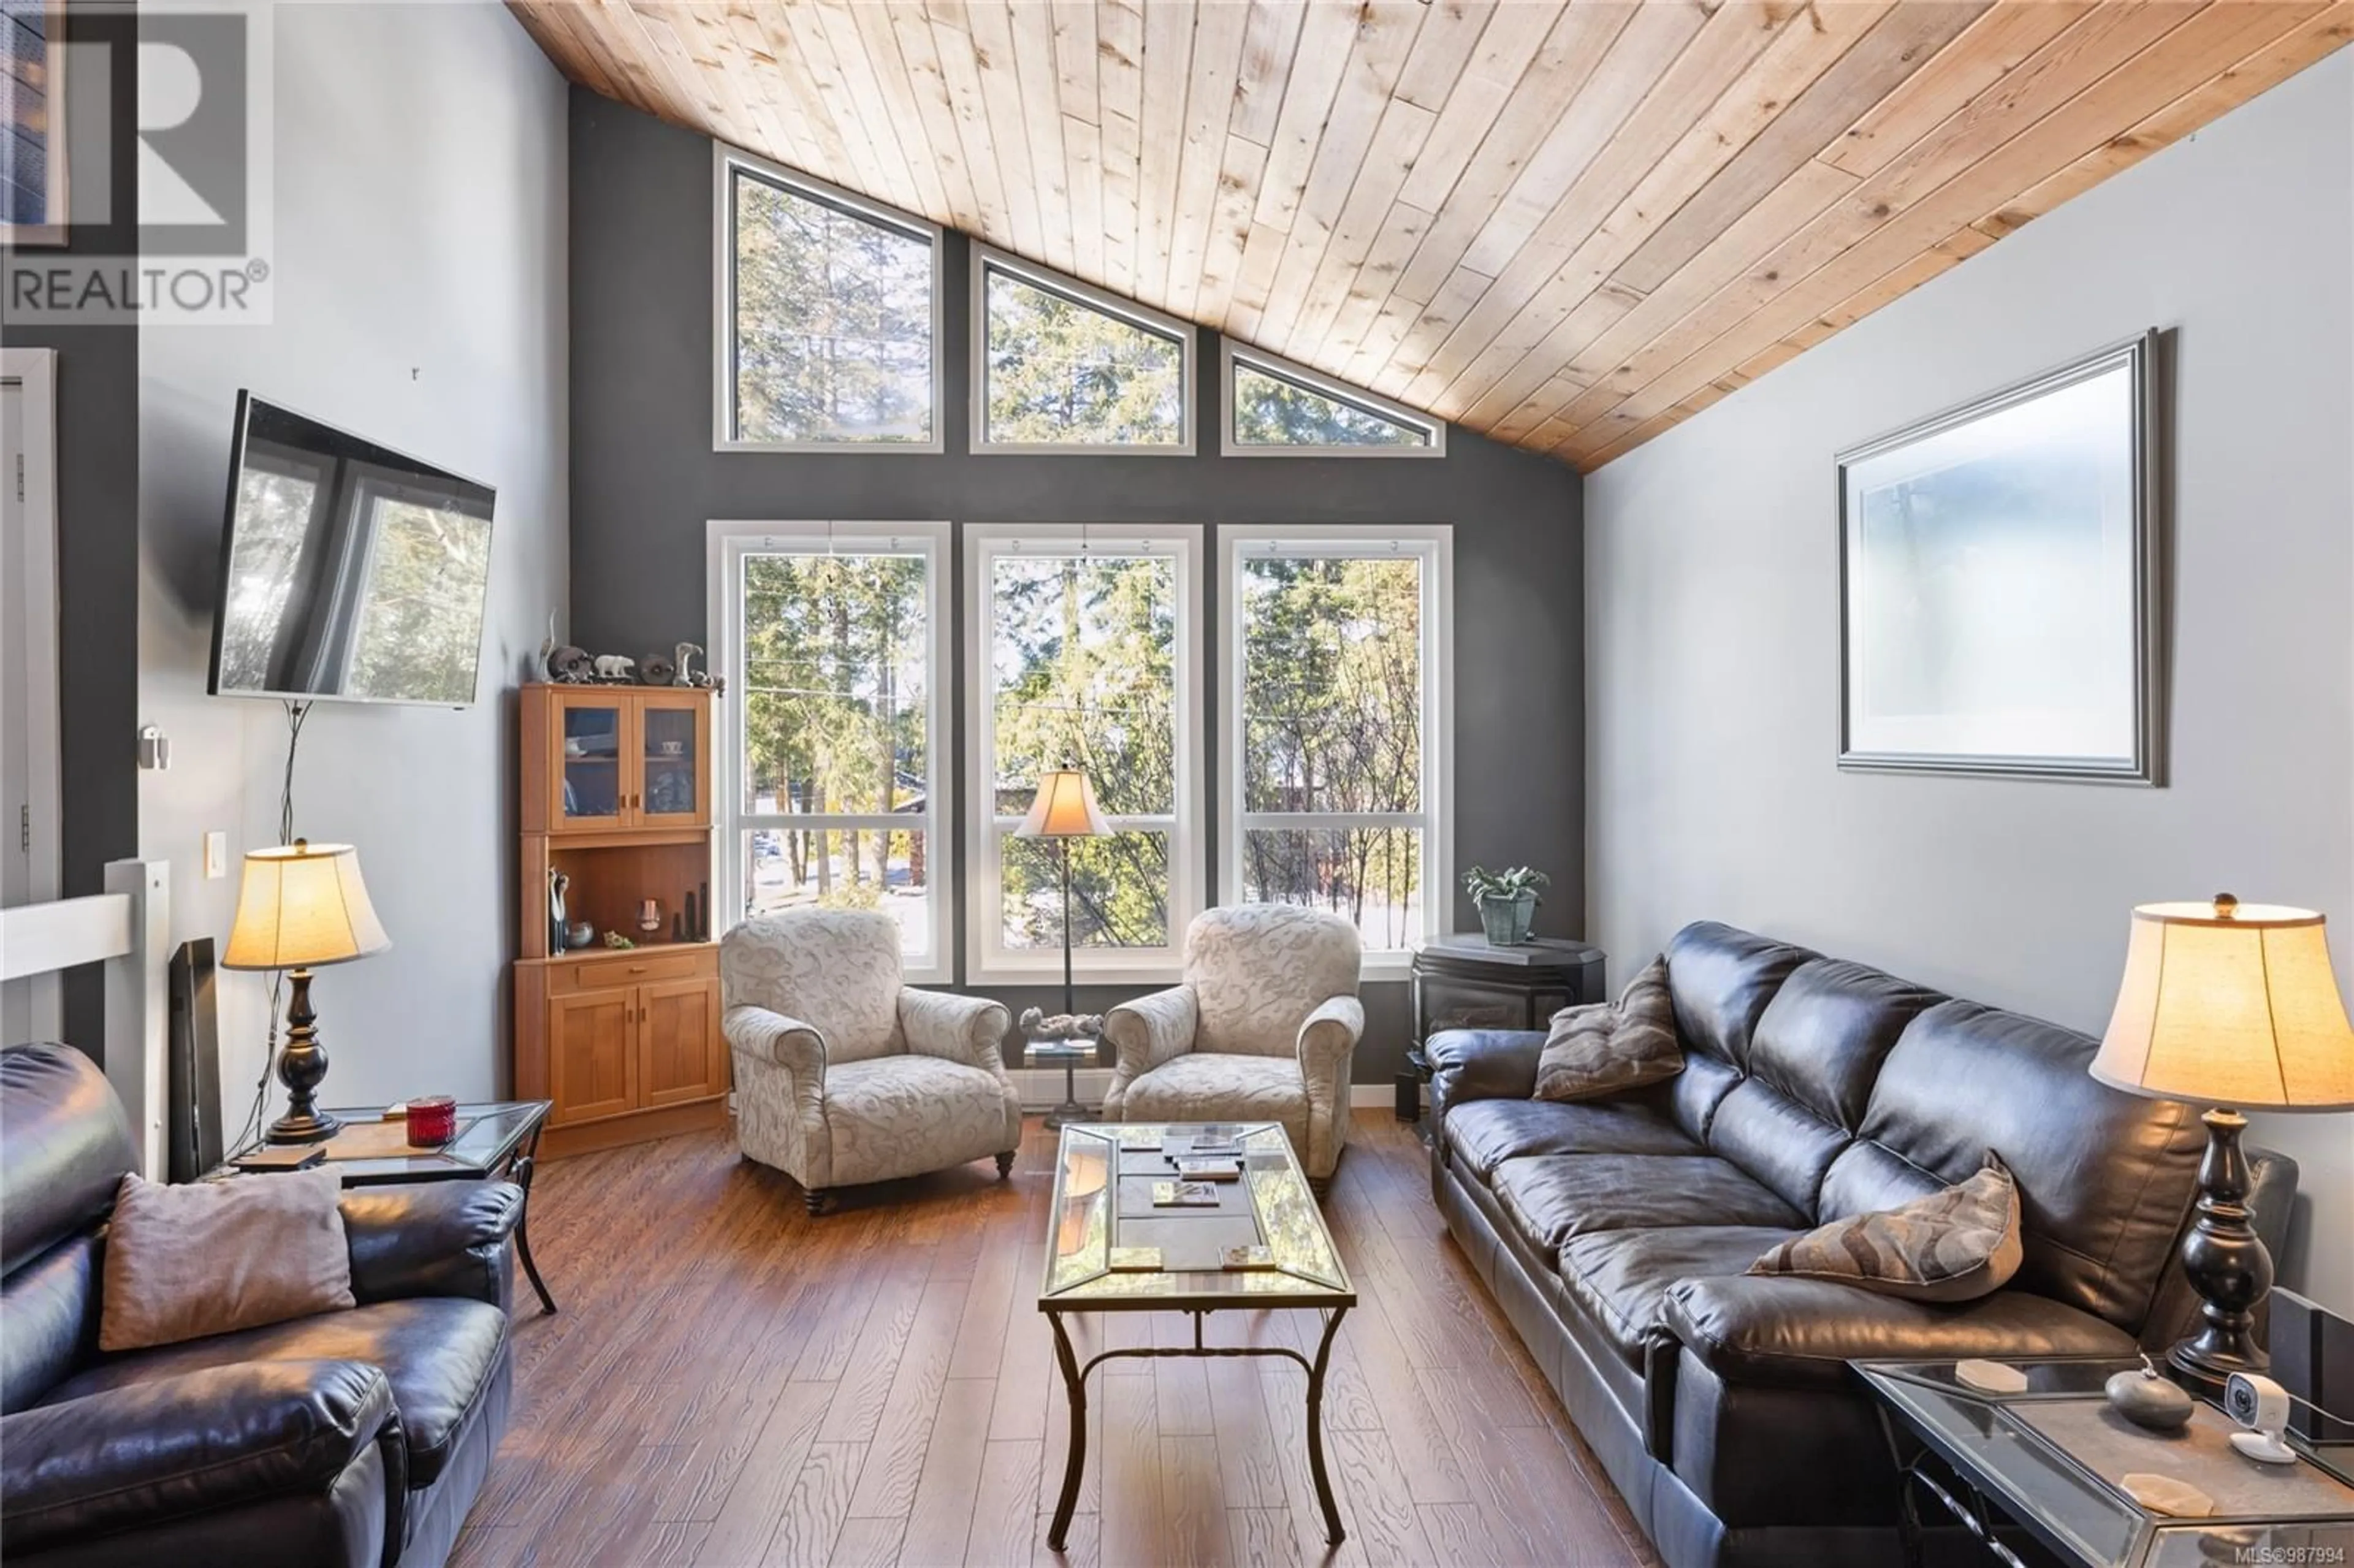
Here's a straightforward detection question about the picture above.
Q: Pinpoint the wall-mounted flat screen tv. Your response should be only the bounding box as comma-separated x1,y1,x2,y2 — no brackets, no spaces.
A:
207,392,497,706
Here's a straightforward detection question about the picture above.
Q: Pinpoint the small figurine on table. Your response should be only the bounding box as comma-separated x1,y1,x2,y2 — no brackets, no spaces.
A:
1019,1007,1103,1039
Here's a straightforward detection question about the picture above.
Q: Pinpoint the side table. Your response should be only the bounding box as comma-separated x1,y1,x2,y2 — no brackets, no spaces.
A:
1856,1355,2354,1568
1404,935,1607,1121
1024,1038,1097,1129
215,1099,558,1316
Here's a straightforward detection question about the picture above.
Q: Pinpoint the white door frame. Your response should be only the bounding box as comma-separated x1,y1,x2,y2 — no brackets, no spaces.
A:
2,348,63,1043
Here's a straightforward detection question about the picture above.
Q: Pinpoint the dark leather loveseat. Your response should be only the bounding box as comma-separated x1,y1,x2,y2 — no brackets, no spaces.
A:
0,1043,522,1568
1428,922,2298,1568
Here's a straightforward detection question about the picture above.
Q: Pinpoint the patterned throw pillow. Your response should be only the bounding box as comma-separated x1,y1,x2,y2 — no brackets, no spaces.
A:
1748,1154,2024,1304
1533,956,1681,1103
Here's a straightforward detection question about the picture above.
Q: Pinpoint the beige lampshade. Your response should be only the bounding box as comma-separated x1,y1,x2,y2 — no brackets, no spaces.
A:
2093,896,2354,1111
1016,769,1111,839
221,841,392,972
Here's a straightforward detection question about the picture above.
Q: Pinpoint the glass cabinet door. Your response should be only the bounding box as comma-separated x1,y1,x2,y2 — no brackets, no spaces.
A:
636,694,707,828
555,696,627,829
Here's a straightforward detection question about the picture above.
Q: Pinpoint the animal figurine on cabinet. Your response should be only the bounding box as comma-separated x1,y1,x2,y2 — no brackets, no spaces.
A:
547,869,569,954
675,642,710,688
592,654,635,682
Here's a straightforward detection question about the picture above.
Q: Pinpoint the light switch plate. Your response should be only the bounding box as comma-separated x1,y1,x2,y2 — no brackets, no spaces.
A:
204,831,228,880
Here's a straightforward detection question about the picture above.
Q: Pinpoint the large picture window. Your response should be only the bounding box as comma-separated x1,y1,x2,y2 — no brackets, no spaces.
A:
710,522,953,981
1219,528,1450,972
972,248,1194,454
1221,342,1444,457
715,145,943,452
966,526,1202,981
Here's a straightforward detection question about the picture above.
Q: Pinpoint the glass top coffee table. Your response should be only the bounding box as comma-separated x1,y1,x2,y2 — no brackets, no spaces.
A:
1038,1121,1355,1551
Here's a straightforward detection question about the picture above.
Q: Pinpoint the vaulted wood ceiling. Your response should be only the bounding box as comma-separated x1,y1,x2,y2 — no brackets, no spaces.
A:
514,1,2352,470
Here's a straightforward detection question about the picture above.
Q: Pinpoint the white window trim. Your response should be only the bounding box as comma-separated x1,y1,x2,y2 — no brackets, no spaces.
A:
1217,525,1453,980
1220,340,1447,458
970,245,1197,456
712,142,947,455
707,520,956,983
964,523,1204,984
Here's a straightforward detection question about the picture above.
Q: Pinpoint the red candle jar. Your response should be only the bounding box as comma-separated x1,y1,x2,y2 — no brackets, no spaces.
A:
406,1095,457,1146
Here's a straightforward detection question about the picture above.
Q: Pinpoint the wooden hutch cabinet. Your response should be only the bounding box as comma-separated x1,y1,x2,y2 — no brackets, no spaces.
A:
514,684,727,1157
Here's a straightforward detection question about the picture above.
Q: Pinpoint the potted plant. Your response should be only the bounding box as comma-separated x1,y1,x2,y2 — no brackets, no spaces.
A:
1464,864,1549,946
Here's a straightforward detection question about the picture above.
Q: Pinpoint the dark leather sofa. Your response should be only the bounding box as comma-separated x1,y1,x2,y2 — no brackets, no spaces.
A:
1428,922,2298,1568
0,1043,522,1568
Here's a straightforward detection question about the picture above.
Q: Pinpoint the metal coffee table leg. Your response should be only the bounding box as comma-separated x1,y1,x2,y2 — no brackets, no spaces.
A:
1306,1306,1349,1544
1042,1304,1350,1551
1046,1310,1087,1550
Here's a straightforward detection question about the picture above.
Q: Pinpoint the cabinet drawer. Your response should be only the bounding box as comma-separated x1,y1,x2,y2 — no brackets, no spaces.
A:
547,948,713,995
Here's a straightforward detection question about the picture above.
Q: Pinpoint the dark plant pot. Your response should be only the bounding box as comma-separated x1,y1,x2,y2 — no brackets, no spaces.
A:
1479,892,1537,946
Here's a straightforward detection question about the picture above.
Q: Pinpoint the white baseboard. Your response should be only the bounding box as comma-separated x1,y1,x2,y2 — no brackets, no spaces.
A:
1009,1068,1415,1114
1010,1065,1118,1111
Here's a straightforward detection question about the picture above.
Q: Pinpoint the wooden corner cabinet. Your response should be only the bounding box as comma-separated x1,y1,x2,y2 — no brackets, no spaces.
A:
520,684,712,834
514,683,728,1157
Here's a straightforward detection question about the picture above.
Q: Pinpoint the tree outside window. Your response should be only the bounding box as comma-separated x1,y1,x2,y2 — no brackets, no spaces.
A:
728,163,936,446
1233,363,1430,448
989,550,1177,949
982,268,1186,446
736,546,939,964
1222,345,1444,456
1228,536,1446,956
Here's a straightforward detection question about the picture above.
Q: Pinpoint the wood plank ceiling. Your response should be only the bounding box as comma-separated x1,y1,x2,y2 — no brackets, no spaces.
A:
512,0,2353,471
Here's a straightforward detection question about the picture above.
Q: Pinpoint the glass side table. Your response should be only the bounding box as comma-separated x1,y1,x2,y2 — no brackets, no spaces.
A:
214,1100,557,1316
1855,1356,2354,1568
1024,1037,1098,1129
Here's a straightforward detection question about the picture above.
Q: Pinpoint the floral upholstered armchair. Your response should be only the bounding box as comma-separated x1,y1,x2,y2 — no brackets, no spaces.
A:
722,909,1019,1214
1102,905,1365,1190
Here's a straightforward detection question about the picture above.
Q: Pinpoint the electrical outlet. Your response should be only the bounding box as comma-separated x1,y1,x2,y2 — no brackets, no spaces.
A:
204,831,228,880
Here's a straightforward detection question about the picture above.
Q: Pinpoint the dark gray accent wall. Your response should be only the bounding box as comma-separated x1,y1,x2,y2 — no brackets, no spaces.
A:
5,4,141,1054
567,89,1585,1083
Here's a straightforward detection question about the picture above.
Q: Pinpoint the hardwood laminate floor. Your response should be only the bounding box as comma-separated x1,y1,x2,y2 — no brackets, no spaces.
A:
449,1116,1659,1568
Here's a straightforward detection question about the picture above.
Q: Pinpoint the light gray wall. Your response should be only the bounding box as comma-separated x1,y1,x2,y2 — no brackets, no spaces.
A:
137,2,567,1128
1585,52,2354,1314
567,91,1588,1084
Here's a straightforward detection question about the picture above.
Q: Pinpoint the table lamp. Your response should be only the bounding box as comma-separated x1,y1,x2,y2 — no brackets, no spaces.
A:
1016,768,1110,1020
2093,894,2354,1396
222,840,392,1143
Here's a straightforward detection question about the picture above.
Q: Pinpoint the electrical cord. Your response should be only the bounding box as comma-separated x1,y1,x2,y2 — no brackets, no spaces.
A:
231,700,310,1151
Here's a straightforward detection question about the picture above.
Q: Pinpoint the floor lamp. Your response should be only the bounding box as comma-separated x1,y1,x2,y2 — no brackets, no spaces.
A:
1016,768,1110,1021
